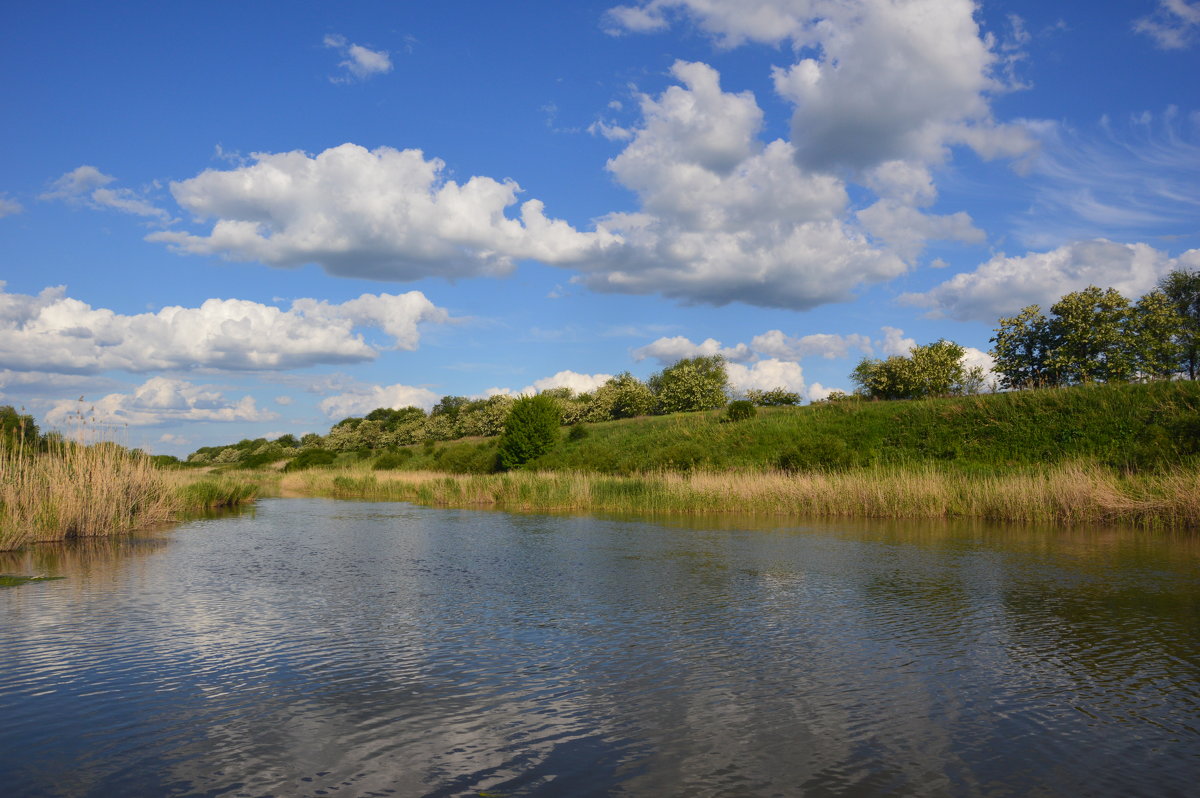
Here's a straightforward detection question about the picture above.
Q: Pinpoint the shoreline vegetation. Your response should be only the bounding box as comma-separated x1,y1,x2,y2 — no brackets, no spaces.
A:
0,434,258,551
4,380,1200,550
284,462,1200,529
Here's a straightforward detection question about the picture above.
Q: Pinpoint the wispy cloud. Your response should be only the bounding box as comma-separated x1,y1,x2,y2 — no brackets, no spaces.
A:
1134,1,1200,50
40,165,172,223
1013,110,1200,248
0,195,23,218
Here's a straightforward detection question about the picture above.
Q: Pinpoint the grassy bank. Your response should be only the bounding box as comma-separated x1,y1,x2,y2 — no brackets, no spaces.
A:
365,381,1200,477
283,461,1200,528
0,439,260,550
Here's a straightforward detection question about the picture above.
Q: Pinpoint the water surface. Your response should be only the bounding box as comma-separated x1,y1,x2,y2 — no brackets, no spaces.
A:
1,499,1198,796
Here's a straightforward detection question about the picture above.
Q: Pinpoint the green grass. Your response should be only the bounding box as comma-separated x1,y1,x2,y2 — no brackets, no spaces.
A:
371,381,1200,476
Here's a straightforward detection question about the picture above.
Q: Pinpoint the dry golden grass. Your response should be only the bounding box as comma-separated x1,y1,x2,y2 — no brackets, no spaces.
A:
283,461,1200,529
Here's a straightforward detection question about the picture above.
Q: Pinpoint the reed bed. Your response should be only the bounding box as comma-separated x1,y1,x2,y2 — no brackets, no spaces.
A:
283,462,1200,529
1,439,260,550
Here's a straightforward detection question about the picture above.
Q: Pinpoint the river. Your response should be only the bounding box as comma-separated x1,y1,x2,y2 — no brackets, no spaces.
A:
1,498,1198,796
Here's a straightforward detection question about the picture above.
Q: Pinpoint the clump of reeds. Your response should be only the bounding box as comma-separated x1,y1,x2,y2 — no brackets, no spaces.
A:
281,461,1200,529
1,434,179,550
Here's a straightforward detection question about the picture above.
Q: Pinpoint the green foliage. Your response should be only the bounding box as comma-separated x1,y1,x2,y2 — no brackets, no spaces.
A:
373,450,414,470
0,406,40,449
745,388,801,406
366,406,426,426
1047,286,1133,383
991,306,1055,389
851,340,979,400
431,395,470,420
777,435,857,472
590,372,655,420
648,356,729,414
274,434,299,448
283,448,337,471
567,423,589,441
725,400,757,422
498,395,562,470
1158,268,1200,379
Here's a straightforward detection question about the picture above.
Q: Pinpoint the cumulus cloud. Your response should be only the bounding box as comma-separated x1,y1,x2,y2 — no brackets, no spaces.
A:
727,358,806,395
632,335,752,364
148,143,616,281
1134,1,1200,49
608,0,1035,171
0,195,23,218
485,370,616,398
0,283,450,374
44,377,277,427
749,330,872,360
324,34,393,81
41,165,171,222
876,326,917,357
902,240,1200,321
317,383,440,419
575,61,908,309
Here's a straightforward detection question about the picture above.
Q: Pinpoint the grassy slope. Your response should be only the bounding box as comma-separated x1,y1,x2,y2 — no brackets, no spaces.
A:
391,381,1200,476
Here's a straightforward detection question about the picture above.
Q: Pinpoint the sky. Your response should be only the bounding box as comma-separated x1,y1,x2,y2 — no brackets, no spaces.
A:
2,0,1198,455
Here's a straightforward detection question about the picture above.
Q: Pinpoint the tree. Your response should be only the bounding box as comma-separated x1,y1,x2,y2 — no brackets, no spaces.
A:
1129,289,1183,380
1046,286,1132,383
1159,268,1200,379
0,406,39,449
991,305,1055,389
588,372,655,420
744,388,802,406
648,356,729,414
497,395,561,469
431,395,470,421
851,340,981,400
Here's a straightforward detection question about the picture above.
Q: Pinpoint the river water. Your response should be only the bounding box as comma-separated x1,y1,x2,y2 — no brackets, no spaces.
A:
1,498,1198,797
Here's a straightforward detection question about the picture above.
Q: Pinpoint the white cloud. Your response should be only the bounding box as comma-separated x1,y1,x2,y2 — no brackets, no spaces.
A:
148,143,616,281
902,240,1200,321
575,61,907,309
727,358,806,395
876,326,917,357
324,34,393,81
273,395,293,406
632,335,752,364
44,377,277,427
318,383,440,419
749,330,872,360
0,195,23,218
484,370,616,398
608,1,1035,171
41,165,170,222
1134,1,1200,49
807,382,838,402
0,283,450,374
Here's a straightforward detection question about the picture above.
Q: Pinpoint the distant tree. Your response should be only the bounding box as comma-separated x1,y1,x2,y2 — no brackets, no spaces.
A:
648,356,729,414
852,340,981,400
991,305,1056,389
1046,286,1133,383
1129,289,1184,380
1159,268,1200,379
744,388,802,406
274,433,299,448
589,372,655,420
497,395,561,470
365,406,427,428
0,406,39,449
431,395,470,421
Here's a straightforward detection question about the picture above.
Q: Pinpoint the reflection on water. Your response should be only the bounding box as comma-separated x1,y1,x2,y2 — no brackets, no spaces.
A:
1,499,1197,796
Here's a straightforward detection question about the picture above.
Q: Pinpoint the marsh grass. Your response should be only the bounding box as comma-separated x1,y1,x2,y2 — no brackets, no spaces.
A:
1,435,262,550
283,461,1200,528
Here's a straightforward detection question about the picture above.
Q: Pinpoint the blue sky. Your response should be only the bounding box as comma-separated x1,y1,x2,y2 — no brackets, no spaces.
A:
2,0,1198,455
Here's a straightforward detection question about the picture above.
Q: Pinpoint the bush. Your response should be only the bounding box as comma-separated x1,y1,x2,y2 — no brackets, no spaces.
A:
498,395,562,470
725,400,757,422
283,448,337,472
567,423,589,441
373,450,414,470
649,356,729,414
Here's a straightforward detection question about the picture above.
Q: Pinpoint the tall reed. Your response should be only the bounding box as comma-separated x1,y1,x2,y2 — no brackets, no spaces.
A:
282,462,1200,529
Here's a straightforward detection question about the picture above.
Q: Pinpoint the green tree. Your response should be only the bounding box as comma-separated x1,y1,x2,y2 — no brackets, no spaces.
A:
0,406,39,449
991,305,1056,389
1159,267,1200,379
431,395,470,421
851,340,981,400
1129,289,1183,379
588,372,655,420
744,388,802,406
1046,286,1133,383
497,394,561,469
648,356,729,414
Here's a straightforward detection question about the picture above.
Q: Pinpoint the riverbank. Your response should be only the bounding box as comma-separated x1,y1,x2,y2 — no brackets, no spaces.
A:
282,461,1200,528
0,441,260,550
